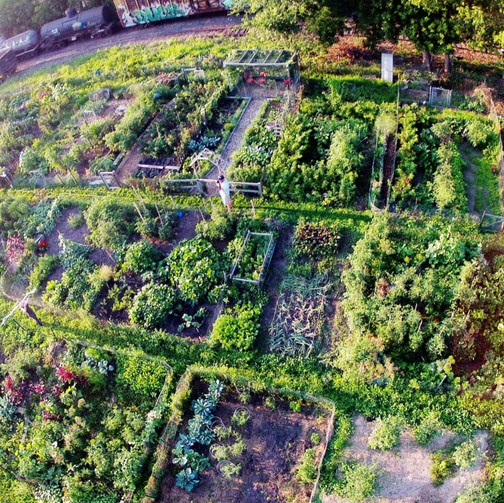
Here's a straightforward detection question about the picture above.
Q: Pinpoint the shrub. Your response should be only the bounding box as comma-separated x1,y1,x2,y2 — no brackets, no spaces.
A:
115,355,167,401
453,440,479,469
296,448,317,484
84,197,136,250
196,205,236,241
130,283,178,329
29,255,60,291
67,212,85,230
336,461,378,502
413,411,443,446
210,303,262,351
431,450,456,485
121,241,163,275
163,236,226,305
368,416,403,451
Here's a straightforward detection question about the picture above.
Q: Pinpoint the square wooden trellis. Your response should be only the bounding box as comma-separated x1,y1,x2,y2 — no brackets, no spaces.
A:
228,230,276,286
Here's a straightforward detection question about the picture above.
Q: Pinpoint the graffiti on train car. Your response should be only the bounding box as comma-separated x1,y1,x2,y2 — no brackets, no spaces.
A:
113,0,233,28
132,3,191,25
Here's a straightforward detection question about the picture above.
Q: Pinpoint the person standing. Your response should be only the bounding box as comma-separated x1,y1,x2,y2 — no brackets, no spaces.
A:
217,175,233,213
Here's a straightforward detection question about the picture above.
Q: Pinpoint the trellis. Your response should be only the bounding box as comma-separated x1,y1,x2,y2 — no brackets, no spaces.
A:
228,230,276,286
224,49,300,95
161,177,263,197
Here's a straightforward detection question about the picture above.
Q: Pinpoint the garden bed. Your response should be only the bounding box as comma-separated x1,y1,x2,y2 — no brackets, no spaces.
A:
0,330,172,501
152,370,334,503
321,415,489,503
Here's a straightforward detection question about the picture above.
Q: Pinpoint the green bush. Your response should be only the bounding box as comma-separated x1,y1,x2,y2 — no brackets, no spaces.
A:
453,440,479,469
130,283,178,329
336,461,378,502
29,255,60,291
368,416,403,451
196,205,236,241
431,450,456,485
84,197,136,250
121,241,163,275
210,302,262,351
67,212,85,229
296,448,317,484
413,411,443,446
163,236,226,305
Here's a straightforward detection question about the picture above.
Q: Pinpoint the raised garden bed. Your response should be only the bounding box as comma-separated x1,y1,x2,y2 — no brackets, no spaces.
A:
143,368,335,503
229,230,276,286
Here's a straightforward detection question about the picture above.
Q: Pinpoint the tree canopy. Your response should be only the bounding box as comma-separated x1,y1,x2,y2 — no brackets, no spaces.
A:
235,0,504,68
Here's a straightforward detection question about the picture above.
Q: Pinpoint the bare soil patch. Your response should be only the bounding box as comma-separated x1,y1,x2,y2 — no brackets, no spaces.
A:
323,415,489,503
160,381,329,503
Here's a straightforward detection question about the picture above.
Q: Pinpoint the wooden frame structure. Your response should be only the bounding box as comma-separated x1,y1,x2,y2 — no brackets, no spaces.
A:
162,177,263,197
228,230,276,286
224,49,300,91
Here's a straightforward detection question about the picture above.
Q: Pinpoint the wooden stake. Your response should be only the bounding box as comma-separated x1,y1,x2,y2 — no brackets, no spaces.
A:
155,204,164,226
133,203,146,224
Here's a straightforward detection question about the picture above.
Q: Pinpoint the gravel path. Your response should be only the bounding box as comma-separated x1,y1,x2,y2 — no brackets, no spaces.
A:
15,14,242,77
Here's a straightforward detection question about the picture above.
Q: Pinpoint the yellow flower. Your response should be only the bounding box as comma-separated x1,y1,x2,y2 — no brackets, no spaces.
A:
404,256,410,263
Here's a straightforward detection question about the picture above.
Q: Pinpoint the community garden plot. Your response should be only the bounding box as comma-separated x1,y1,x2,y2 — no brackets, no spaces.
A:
0,329,172,502
0,39,238,186
150,370,334,503
321,415,489,503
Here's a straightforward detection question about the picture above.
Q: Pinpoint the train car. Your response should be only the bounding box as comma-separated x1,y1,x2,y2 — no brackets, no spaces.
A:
0,30,40,58
113,0,233,28
40,6,118,50
0,49,17,82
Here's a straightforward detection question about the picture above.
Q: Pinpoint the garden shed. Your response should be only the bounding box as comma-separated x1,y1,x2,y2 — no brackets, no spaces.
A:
224,49,300,96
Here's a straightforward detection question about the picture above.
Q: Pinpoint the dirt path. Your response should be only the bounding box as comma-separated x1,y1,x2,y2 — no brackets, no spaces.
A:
14,14,242,78
206,97,268,180
460,149,477,214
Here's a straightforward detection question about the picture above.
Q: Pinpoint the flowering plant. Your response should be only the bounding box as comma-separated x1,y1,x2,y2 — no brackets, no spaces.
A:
37,240,48,252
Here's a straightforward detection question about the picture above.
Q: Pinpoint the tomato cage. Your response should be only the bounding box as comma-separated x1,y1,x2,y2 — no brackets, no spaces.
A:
224,49,300,98
228,230,276,287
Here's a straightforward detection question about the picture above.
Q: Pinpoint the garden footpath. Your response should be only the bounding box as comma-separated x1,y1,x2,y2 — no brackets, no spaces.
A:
215,97,268,174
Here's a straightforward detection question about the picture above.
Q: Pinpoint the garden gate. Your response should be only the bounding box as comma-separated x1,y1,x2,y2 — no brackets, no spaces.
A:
429,86,452,107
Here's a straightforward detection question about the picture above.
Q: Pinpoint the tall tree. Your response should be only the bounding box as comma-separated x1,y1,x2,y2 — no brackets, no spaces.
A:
232,0,353,46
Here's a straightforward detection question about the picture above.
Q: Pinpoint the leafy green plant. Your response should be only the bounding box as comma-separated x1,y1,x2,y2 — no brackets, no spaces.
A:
219,461,241,478
29,255,60,291
368,416,403,451
67,212,85,230
129,283,179,329
231,409,250,429
296,448,317,484
453,440,479,469
431,450,456,485
210,302,262,351
121,241,163,275
335,461,378,502
175,468,199,492
163,236,226,305
413,411,443,446
294,220,342,259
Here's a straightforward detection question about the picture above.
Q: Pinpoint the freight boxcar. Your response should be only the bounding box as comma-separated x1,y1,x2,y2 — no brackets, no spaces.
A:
0,49,17,82
40,6,118,50
113,0,233,28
